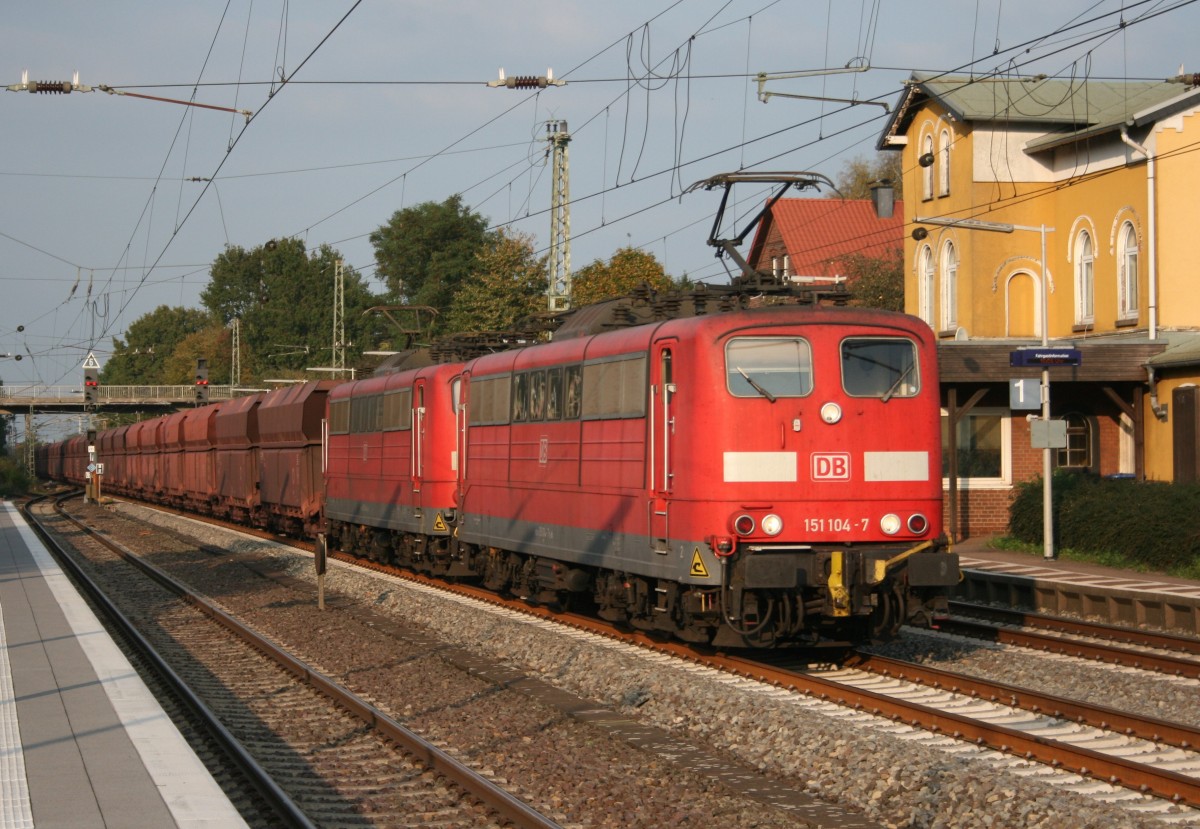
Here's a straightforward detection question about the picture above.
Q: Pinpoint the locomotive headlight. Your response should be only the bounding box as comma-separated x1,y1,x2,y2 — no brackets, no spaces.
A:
734,514,756,536
907,513,929,534
820,402,842,424
880,513,902,535
761,514,783,536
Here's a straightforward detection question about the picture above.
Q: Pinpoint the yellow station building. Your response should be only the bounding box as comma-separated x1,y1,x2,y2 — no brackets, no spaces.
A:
876,72,1200,538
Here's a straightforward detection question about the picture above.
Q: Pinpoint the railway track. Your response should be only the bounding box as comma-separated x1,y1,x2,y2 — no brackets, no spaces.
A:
309,536,1200,817
45,495,871,829
26,494,563,829
289,524,1200,817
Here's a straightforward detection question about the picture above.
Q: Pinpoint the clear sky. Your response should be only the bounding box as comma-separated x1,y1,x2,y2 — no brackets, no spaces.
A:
1,0,1195,406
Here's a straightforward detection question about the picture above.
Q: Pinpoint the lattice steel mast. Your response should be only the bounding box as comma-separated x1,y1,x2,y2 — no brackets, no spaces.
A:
546,120,572,311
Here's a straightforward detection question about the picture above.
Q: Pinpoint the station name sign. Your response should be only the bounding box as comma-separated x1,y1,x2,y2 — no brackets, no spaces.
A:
1009,347,1082,367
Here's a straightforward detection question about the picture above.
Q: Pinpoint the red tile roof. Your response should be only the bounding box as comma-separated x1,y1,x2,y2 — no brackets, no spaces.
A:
747,198,904,278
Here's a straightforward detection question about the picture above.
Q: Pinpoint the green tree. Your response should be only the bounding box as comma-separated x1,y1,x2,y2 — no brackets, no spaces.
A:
103,306,214,384
201,239,384,381
0,454,29,497
839,248,905,312
445,230,548,333
832,152,903,200
571,247,673,306
369,196,491,333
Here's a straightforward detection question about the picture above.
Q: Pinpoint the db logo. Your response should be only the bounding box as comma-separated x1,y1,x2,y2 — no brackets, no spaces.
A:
811,453,850,480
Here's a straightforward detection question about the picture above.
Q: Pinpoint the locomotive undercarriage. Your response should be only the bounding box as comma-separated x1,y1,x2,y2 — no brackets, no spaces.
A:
326,519,954,650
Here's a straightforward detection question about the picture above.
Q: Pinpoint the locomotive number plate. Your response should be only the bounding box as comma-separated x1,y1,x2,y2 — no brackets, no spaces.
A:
803,517,869,533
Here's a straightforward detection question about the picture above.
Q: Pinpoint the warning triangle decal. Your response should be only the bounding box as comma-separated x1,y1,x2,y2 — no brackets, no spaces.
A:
689,548,710,578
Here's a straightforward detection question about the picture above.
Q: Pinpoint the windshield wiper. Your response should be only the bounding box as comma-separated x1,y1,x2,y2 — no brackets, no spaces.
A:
881,361,916,403
736,366,776,403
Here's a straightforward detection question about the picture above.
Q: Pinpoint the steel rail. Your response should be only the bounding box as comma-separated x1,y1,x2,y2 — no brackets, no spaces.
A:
22,493,315,829
851,652,1200,750
950,601,1200,655
938,617,1200,678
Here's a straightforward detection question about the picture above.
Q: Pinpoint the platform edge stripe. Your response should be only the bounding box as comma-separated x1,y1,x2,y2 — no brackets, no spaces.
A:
0,522,35,829
3,503,249,829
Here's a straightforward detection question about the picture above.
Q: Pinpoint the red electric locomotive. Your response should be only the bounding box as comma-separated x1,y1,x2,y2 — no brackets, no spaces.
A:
442,302,955,647
324,360,463,566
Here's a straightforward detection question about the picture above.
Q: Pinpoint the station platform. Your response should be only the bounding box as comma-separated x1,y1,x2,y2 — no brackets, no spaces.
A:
0,500,248,829
953,536,1200,636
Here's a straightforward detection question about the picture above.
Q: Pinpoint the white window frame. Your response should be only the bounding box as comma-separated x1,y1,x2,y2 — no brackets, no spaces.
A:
921,134,934,201
918,244,935,327
941,407,1012,489
939,240,958,331
938,129,951,196
1117,222,1139,320
1074,230,1095,325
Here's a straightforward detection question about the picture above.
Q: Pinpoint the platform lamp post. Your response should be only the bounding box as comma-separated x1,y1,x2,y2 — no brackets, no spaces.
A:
913,217,1056,560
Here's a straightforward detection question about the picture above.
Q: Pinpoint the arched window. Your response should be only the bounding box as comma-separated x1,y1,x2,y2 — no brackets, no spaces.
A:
940,240,958,331
921,134,934,200
1056,413,1093,470
938,129,951,196
1118,222,1139,321
918,245,934,326
1074,230,1094,325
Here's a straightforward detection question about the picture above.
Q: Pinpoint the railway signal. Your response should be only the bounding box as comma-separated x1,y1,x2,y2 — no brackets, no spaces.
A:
83,367,99,406
195,358,209,403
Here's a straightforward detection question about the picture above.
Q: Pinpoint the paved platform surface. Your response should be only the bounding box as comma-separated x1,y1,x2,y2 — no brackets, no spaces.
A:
0,500,247,829
955,535,1200,601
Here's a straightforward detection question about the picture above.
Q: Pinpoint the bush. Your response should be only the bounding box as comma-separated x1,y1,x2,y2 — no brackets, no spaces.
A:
1009,471,1200,572
0,455,30,497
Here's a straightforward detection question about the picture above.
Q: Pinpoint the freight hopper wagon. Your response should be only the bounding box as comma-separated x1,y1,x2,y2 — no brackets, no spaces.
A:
454,304,958,648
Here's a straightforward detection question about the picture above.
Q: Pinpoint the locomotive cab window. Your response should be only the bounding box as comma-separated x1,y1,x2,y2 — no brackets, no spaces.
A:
725,338,812,399
841,338,919,399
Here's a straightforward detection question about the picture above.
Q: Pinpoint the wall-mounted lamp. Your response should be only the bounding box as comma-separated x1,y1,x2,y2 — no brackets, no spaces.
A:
869,179,894,219
911,226,929,241
918,152,935,168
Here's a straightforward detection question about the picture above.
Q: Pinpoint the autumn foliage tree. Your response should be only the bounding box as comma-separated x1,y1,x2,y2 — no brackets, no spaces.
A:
570,247,674,306
838,248,905,312
832,152,903,200
446,230,548,333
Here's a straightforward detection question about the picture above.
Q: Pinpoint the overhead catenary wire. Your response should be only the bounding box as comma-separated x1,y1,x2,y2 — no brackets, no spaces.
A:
6,0,1196,391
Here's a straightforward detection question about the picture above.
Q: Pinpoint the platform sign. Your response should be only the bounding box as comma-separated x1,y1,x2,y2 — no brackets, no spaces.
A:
1010,348,1082,367
1030,419,1068,449
1009,378,1041,411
